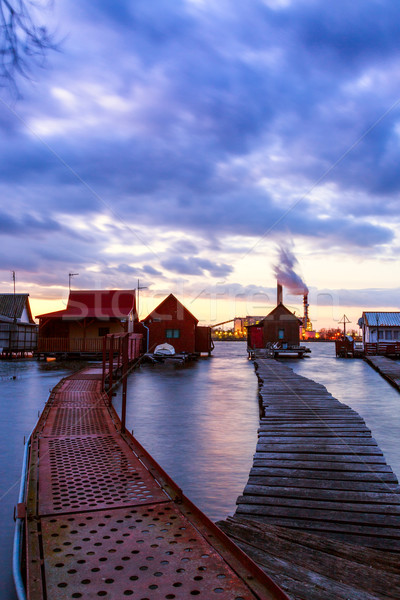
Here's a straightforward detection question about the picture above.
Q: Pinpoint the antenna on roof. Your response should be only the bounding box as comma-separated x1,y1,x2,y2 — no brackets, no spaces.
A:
11,270,16,323
69,273,79,292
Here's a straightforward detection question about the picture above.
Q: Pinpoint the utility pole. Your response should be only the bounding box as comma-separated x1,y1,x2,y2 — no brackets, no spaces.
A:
69,273,79,292
339,314,351,338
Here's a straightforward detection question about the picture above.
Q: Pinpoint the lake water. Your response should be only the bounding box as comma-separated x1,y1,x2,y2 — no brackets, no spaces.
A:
1,341,400,599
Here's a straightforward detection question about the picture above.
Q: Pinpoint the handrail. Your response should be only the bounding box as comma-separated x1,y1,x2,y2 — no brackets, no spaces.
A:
13,428,34,600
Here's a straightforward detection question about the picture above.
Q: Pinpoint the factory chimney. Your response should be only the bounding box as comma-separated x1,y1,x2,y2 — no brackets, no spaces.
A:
303,293,309,331
277,282,283,305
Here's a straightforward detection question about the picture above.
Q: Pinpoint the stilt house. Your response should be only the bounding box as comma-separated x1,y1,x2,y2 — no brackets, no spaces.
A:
247,283,302,349
141,294,213,354
0,294,37,356
37,290,137,358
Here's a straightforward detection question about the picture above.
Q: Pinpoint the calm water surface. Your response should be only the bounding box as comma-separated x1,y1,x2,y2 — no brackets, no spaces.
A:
283,342,400,481
1,340,400,599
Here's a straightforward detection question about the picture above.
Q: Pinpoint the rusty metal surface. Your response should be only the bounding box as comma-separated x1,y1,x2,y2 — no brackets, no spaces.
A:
52,391,106,407
59,379,101,392
38,434,169,515
41,407,117,437
42,504,257,600
23,363,288,600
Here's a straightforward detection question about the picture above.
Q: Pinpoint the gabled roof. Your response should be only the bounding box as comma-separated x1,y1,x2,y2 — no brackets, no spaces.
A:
143,294,199,324
363,312,400,327
36,290,136,320
0,294,34,323
251,303,302,324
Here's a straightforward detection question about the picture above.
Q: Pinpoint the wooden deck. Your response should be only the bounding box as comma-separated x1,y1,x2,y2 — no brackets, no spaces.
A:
18,365,288,600
234,358,400,552
218,517,400,600
365,355,400,390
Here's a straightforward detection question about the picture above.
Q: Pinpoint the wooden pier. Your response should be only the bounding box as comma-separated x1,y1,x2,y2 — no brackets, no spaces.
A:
365,355,400,391
234,358,400,551
218,358,400,599
15,360,288,600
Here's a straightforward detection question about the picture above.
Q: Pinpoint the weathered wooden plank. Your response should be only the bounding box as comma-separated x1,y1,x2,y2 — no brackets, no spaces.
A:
227,516,400,573
251,458,391,469
258,419,371,428
242,485,400,505
257,437,377,445
237,494,400,516
258,432,373,439
235,502,400,527
253,452,386,462
248,475,400,492
218,519,400,600
233,514,400,552
255,444,381,454
249,466,398,480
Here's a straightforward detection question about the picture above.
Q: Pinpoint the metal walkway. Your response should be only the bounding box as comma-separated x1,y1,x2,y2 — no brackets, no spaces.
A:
18,365,288,600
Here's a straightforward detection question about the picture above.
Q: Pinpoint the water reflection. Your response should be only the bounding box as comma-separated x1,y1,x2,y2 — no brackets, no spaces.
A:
283,342,400,480
0,360,76,600
114,341,259,521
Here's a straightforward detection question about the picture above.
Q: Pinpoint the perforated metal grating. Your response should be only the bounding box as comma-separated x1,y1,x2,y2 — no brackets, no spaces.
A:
41,504,255,600
39,435,169,515
52,392,106,408
41,407,116,437
60,379,101,392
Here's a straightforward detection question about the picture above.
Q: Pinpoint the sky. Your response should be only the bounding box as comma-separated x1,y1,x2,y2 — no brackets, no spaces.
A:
1,0,400,329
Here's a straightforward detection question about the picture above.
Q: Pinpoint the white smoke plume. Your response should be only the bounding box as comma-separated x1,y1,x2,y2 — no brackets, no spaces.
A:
274,243,308,295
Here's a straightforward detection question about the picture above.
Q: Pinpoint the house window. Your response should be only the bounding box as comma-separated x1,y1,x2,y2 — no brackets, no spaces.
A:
394,331,400,340
378,330,384,340
385,330,393,340
166,329,180,339
98,327,110,337
278,329,284,340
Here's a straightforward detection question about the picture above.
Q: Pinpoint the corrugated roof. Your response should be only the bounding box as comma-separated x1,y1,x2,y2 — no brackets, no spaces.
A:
36,290,136,320
363,312,400,327
0,294,34,323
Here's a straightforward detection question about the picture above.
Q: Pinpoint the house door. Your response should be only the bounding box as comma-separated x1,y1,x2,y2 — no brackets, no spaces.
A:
250,327,264,348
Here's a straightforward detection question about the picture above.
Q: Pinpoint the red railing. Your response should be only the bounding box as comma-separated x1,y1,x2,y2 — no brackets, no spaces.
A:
37,335,143,355
37,337,106,353
102,333,143,432
365,342,400,355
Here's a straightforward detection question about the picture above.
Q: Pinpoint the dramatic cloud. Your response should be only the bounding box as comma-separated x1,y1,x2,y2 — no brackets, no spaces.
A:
1,0,400,322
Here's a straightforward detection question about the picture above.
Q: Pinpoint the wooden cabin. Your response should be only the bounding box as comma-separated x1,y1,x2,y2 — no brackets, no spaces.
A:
37,290,136,358
0,294,37,357
359,311,400,356
247,303,302,349
141,294,213,354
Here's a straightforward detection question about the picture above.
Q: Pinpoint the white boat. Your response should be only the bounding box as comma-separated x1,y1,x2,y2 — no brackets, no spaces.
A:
154,343,175,356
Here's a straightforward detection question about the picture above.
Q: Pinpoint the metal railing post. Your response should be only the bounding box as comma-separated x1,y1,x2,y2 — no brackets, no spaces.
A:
121,334,129,434
108,335,114,405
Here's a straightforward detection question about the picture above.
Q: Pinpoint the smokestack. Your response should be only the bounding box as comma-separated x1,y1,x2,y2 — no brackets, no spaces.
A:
303,293,309,330
277,282,283,305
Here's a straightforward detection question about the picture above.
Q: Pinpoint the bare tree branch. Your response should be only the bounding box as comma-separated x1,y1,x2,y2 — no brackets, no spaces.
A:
0,0,55,89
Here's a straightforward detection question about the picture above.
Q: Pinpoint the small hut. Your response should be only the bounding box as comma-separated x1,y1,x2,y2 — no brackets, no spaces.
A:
0,294,37,357
247,283,302,351
141,294,213,355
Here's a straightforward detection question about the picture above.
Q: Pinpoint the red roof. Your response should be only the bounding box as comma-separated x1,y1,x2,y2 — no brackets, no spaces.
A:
36,290,136,320
143,293,198,324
